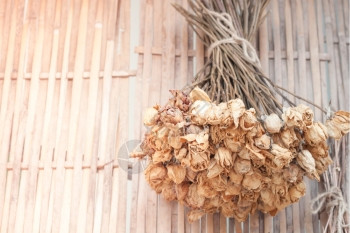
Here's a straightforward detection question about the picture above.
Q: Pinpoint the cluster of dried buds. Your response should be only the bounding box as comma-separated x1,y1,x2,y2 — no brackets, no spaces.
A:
134,87,350,222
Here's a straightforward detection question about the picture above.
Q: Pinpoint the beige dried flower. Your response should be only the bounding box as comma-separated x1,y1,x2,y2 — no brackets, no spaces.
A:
227,99,246,128
296,104,314,127
233,157,251,174
187,209,205,223
264,113,283,133
326,111,350,139
270,144,293,169
207,159,224,179
152,150,172,164
144,163,167,192
175,182,189,201
280,128,299,148
254,134,271,150
282,107,304,129
161,182,177,201
304,122,328,146
296,150,320,181
242,174,262,190
189,87,211,102
167,164,186,184
185,184,205,208
215,147,234,169
239,108,257,131
289,181,306,202
143,107,159,126
228,169,244,184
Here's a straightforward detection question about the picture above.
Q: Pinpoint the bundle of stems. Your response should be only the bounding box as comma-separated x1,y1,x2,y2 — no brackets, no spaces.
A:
174,0,297,116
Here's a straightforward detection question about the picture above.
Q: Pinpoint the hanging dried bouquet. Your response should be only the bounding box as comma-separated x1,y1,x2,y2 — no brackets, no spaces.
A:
132,0,350,223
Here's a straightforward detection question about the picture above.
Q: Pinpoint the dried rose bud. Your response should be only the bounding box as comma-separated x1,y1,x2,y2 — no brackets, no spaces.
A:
144,163,167,192
264,113,283,134
295,104,314,127
161,182,176,201
187,209,205,223
326,110,350,139
304,122,328,146
270,144,294,169
152,150,172,164
189,87,211,102
175,182,189,201
143,107,158,126
296,150,320,181
207,159,224,179
289,181,306,202
167,164,186,184
228,169,244,184
282,107,304,129
215,147,234,169
233,158,251,174
280,128,299,148
185,184,205,208
227,99,246,128
239,108,257,131
189,151,210,172
254,134,271,150
242,174,262,190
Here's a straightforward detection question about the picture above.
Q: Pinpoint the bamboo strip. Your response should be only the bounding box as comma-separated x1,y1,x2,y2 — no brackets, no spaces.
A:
51,0,74,231
76,18,102,233
19,1,47,232
219,214,226,233
323,0,339,109
100,3,120,233
0,0,18,227
206,213,214,233
2,0,29,230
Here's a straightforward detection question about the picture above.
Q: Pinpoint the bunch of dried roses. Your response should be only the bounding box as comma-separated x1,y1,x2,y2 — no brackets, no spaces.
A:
134,87,350,222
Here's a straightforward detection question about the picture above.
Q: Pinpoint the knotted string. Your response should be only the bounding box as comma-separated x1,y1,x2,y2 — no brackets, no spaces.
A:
206,10,261,67
310,186,349,233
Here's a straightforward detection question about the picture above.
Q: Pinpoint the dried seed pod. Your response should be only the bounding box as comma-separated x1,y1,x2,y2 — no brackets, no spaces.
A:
296,150,320,181
167,164,186,184
215,147,234,169
304,122,328,146
326,111,350,139
264,113,283,133
143,107,159,126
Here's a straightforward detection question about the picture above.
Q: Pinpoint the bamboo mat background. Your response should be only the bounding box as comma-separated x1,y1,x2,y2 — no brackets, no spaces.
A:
0,0,348,232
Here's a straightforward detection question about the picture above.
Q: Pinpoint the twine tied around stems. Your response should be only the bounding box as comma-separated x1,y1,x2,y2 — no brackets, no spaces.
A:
206,10,261,67
310,186,350,233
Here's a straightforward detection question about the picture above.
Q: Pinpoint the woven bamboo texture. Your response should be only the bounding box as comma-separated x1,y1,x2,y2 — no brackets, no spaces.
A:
0,0,348,232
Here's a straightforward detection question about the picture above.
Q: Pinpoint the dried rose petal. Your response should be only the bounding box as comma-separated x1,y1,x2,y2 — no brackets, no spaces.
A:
189,87,211,102
270,144,293,169
239,108,257,131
